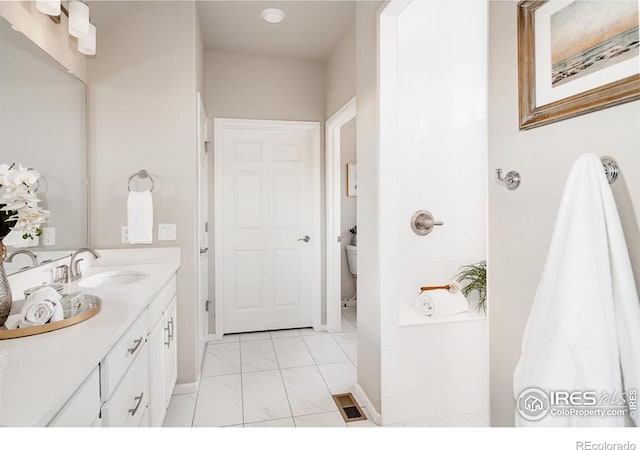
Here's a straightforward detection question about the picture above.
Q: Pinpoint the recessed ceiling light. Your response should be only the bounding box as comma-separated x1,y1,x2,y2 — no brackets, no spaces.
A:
262,8,285,24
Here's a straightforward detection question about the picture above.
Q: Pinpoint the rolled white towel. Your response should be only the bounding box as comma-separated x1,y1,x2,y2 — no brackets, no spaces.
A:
19,287,63,328
415,289,469,319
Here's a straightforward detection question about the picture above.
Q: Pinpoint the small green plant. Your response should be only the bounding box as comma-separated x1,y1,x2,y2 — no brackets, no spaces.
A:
456,261,487,313
349,226,357,236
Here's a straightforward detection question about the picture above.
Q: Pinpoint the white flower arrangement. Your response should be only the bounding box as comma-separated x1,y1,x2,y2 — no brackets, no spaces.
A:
0,163,50,240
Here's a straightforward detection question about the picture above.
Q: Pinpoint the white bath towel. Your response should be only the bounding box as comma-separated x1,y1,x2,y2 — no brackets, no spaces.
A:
415,289,469,319
514,154,640,427
127,190,153,244
19,286,63,328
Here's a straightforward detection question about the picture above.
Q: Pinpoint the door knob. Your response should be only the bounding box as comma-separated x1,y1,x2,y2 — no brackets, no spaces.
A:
410,210,444,236
297,235,311,242
200,247,209,254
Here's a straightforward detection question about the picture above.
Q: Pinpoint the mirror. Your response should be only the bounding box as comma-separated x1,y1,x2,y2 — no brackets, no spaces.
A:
0,17,87,274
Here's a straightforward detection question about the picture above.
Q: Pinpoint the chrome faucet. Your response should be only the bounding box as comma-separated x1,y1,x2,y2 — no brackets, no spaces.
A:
6,250,38,267
69,248,101,282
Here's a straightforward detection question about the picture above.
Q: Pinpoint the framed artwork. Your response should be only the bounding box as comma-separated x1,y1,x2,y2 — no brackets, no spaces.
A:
347,162,357,197
518,0,640,130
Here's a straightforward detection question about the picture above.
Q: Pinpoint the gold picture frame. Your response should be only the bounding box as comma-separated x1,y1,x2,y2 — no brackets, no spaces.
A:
518,0,640,130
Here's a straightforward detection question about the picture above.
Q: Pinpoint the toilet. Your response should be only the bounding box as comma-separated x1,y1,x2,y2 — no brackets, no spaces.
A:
344,245,357,306
346,244,357,276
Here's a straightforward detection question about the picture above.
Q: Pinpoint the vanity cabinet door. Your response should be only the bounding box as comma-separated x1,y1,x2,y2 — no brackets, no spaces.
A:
48,367,100,427
163,297,178,407
101,344,150,427
148,314,166,427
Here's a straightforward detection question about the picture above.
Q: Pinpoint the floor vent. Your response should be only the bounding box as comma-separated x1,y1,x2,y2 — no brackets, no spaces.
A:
332,393,367,423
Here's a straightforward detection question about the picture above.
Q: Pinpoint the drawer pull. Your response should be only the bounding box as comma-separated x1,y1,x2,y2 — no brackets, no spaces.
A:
169,318,175,341
164,325,171,348
127,337,143,355
128,392,144,416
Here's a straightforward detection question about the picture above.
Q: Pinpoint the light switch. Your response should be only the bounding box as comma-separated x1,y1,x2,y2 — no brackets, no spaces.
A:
42,227,56,246
121,226,129,243
158,224,177,241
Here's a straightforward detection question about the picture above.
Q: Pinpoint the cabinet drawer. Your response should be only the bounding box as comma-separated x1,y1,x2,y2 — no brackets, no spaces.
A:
101,311,148,398
101,345,149,427
48,367,100,427
148,275,177,327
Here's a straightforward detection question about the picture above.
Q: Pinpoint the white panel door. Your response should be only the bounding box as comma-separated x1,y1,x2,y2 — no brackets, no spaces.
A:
215,119,320,334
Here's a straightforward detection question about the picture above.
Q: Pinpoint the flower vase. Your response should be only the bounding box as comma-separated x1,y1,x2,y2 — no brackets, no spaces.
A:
0,241,12,326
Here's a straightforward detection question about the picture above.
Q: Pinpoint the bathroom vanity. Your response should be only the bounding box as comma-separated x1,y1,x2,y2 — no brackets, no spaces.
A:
0,249,180,427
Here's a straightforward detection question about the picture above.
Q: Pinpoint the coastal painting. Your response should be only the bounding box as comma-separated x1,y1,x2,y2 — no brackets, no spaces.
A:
550,1,639,87
517,0,640,129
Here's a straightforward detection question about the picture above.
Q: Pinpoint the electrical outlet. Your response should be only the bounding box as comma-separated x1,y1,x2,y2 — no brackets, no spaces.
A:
42,227,55,246
121,226,129,243
158,224,177,241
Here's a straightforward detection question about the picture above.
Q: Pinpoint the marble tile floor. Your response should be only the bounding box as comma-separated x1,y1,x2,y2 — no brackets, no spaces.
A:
164,306,369,427
163,306,488,428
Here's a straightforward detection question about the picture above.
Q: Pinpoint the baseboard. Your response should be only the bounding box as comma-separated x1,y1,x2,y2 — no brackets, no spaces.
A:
354,383,382,425
173,381,199,395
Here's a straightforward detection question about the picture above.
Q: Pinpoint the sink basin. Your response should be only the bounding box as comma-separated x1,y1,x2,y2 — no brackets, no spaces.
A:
78,270,150,288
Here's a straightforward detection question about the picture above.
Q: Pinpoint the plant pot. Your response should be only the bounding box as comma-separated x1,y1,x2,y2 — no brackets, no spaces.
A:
350,236,357,246
0,241,12,326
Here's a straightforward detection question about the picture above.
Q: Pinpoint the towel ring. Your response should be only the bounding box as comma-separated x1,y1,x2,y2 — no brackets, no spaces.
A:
128,170,154,192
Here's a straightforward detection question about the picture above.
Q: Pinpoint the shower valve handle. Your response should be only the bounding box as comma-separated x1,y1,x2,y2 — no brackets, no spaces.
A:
411,210,443,236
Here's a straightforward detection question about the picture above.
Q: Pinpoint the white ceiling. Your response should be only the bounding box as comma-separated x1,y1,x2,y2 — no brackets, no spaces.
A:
197,1,356,61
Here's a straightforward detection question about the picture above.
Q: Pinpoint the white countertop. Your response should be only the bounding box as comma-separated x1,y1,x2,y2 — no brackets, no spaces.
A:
0,262,179,427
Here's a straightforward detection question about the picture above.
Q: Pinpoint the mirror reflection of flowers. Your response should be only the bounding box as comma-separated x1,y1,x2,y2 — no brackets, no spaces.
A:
0,163,50,240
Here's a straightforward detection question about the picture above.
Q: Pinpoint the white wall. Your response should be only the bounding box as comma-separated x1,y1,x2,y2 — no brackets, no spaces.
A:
378,0,488,425
87,1,201,386
340,118,357,300
488,0,640,426
355,0,383,414
204,50,325,122
326,22,356,119
0,1,87,81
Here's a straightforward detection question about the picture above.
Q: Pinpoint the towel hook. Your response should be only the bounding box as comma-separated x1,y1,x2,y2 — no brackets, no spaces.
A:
601,158,618,185
128,169,155,192
496,168,521,191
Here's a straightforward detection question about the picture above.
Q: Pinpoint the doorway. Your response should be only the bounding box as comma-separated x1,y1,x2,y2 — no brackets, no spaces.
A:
213,118,322,335
325,98,357,333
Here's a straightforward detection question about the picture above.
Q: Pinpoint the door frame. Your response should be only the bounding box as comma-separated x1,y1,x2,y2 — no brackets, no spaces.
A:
325,98,357,333
213,118,322,337
196,92,210,357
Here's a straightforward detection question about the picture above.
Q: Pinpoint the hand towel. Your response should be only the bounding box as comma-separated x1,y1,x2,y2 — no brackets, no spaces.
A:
415,289,469,318
18,286,63,328
513,154,640,427
127,190,153,244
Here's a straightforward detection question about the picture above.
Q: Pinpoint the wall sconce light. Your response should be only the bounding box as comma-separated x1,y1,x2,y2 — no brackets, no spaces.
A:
68,0,90,38
36,0,96,56
78,23,96,56
36,0,61,17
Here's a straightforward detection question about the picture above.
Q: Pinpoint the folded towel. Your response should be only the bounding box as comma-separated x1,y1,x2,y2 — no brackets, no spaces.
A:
4,314,21,330
415,289,469,318
513,154,640,427
127,190,153,244
19,287,63,328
